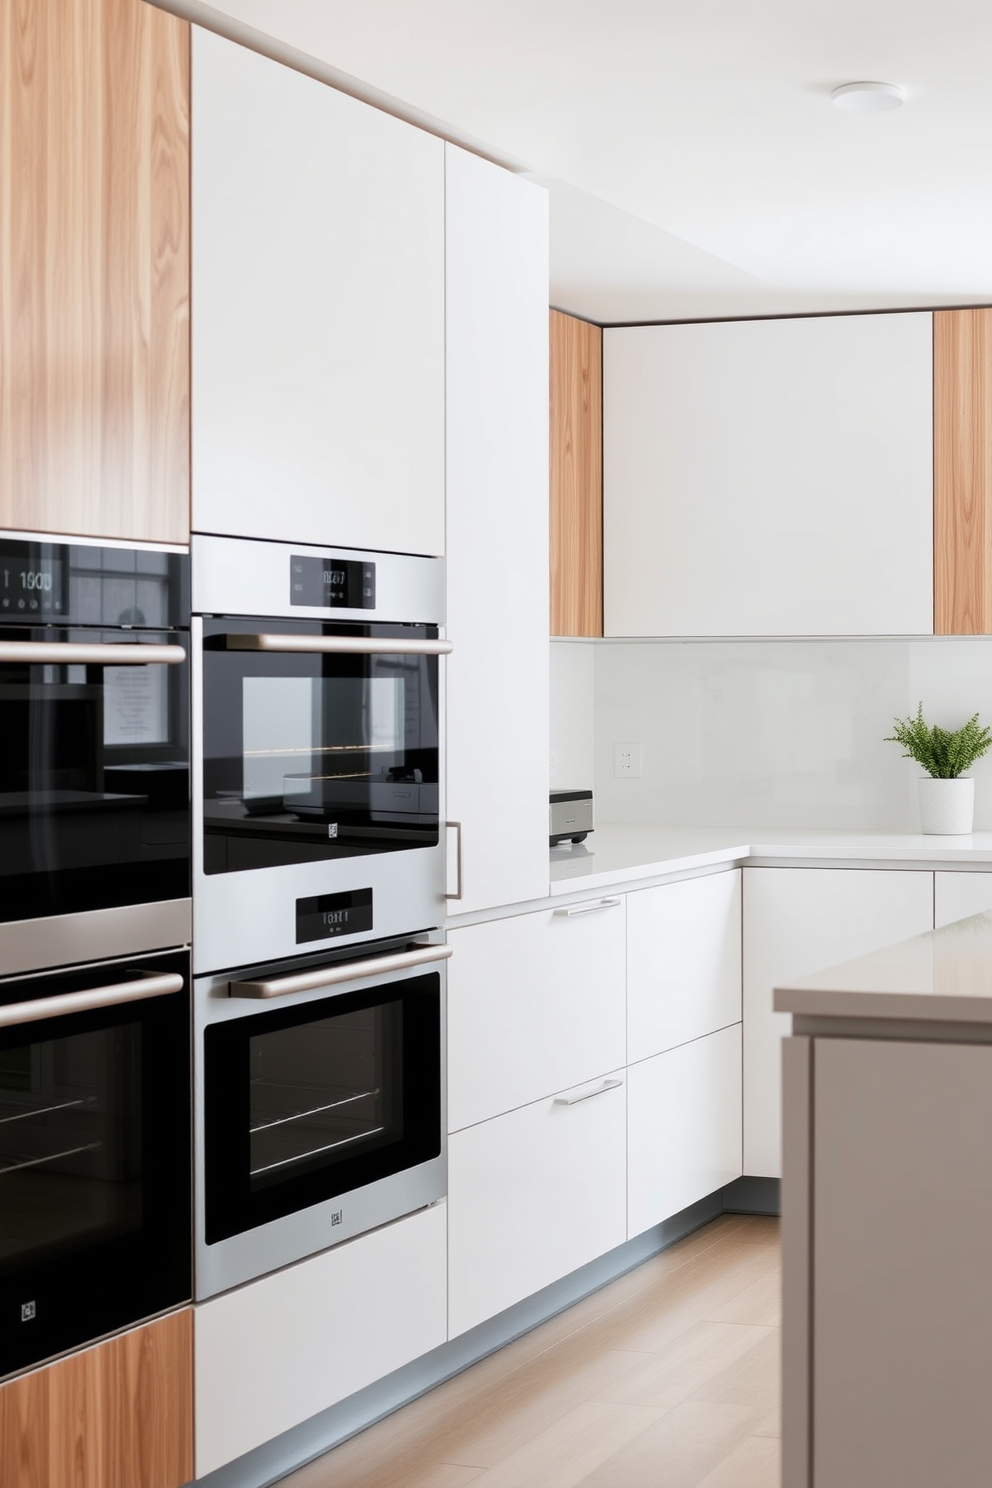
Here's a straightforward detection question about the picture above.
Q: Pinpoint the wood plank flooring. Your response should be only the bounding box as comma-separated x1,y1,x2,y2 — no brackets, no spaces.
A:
279,1215,780,1488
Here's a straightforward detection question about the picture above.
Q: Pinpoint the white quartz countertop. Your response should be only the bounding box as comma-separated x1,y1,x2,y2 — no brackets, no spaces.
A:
773,912,992,1023
549,824,992,896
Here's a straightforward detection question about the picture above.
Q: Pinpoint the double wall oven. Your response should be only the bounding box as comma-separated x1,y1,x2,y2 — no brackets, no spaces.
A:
0,535,192,1376
191,536,450,1297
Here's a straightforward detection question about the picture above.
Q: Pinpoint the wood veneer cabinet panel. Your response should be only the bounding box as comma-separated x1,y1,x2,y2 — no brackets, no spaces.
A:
550,309,602,636
0,1309,192,1488
934,307,992,633
0,0,190,543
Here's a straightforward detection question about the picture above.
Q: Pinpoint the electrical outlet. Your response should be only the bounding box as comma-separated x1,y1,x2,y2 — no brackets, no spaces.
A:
614,742,643,778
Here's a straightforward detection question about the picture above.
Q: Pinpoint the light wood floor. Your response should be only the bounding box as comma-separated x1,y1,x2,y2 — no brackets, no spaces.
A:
280,1214,781,1488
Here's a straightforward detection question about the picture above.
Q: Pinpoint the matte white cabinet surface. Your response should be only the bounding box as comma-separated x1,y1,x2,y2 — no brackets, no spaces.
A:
743,867,934,1177
604,312,934,637
627,1023,742,1238
447,1073,626,1337
191,29,445,555
447,896,625,1133
444,144,550,915
627,869,741,1065
194,1204,446,1476
934,870,992,927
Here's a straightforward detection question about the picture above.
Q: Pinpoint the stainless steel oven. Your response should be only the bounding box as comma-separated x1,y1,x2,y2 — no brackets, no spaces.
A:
194,934,448,1299
192,535,448,974
0,949,191,1379
0,534,190,976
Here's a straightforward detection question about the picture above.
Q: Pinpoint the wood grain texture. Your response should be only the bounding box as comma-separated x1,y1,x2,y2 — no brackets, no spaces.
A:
0,0,190,543
550,309,602,636
0,1309,193,1488
934,308,992,633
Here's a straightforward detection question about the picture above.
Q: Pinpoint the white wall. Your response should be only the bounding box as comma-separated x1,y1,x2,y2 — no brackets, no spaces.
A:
549,641,595,790
592,638,992,831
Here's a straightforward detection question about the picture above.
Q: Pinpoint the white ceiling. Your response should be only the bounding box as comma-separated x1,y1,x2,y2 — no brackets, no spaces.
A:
175,0,992,321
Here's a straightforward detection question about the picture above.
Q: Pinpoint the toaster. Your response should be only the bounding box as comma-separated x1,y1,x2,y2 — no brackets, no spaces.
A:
549,788,594,846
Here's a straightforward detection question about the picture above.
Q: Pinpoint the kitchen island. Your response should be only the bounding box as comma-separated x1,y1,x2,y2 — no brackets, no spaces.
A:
776,912,992,1488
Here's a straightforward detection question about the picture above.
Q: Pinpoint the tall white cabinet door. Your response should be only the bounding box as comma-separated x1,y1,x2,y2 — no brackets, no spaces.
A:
935,870,992,927
627,869,741,1065
628,1024,742,1238
447,897,625,1132
743,867,933,1177
191,29,444,555
447,1074,626,1337
444,145,549,913
604,313,934,636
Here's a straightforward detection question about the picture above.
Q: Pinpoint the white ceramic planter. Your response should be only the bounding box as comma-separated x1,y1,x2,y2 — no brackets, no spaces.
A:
918,776,975,835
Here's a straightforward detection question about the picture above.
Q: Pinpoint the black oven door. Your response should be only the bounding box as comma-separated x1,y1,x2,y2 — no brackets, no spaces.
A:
204,968,442,1243
0,950,191,1379
200,619,442,875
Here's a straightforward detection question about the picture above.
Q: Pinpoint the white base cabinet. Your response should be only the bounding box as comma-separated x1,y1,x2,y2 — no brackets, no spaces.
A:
628,1024,742,1238
743,867,934,1177
194,1204,447,1477
447,897,625,1133
935,870,992,928
447,1074,627,1338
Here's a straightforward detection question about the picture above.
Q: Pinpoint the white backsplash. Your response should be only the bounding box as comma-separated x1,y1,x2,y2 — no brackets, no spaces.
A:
557,637,992,831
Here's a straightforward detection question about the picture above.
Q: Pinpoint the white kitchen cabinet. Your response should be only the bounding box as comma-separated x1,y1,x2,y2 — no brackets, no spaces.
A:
627,869,741,1065
191,29,444,555
447,896,625,1132
444,145,550,914
743,867,934,1177
935,870,992,927
603,313,934,637
194,1203,446,1477
627,1023,742,1238
447,1073,626,1337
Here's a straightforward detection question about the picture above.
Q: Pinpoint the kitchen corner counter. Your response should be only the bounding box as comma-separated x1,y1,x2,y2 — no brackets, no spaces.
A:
549,823,992,897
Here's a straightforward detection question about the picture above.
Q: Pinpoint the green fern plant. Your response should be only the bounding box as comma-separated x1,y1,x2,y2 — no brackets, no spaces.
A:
885,703,992,779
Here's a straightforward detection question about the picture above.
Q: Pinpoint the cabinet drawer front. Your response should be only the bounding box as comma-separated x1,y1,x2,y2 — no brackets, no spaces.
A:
627,1024,742,1238
194,1204,446,1476
627,870,741,1065
447,1075,627,1337
447,900,626,1131
934,870,992,928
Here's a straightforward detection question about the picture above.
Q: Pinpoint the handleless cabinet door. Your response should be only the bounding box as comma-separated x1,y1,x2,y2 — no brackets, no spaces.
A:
191,29,444,556
447,1075,626,1337
444,145,549,913
627,869,741,1065
604,313,934,637
935,870,992,927
743,867,934,1177
447,896,626,1132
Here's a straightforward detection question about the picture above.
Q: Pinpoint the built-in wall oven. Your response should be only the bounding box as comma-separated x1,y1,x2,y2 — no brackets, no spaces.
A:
0,534,191,976
0,949,191,1378
194,933,448,1298
192,535,449,973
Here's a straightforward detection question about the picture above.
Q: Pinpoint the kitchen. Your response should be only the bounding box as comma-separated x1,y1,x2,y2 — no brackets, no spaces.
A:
3,3,992,1486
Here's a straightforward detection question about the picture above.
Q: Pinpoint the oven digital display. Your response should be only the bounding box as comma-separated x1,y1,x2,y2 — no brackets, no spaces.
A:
0,555,66,616
296,888,373,944
290,555,376,610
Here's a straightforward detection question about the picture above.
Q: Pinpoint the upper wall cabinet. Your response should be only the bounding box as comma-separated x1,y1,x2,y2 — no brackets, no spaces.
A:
0,0,190,544
191,30,444,556
604,313,934,637
550,310,602,637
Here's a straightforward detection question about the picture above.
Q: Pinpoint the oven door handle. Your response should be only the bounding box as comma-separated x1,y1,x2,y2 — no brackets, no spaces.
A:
229,943,453,1000
0,973,185,1029
0,641,186,665
224,634,452,657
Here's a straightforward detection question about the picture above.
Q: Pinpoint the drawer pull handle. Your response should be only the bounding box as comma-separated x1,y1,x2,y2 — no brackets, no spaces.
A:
554,1077,624,1107
553,898,622,918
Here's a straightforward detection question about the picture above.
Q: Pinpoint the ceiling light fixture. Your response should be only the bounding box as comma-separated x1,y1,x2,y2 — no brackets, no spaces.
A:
831,81,905,112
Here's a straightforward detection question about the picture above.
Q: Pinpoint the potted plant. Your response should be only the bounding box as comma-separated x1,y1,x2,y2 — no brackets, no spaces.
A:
885,703,992,834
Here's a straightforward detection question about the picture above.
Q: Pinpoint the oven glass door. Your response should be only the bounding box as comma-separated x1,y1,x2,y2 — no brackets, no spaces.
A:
200,619,440,874
204,971,441,1242
0,951,191,1378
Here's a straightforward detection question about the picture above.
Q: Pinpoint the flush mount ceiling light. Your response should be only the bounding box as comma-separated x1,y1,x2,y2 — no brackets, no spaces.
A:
831,81,905,112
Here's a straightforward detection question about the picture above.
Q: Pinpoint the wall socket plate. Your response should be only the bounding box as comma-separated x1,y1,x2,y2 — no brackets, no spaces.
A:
614,742,643,778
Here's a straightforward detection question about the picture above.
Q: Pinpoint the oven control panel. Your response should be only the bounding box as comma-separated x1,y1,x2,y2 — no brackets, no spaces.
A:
290,554,376,610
